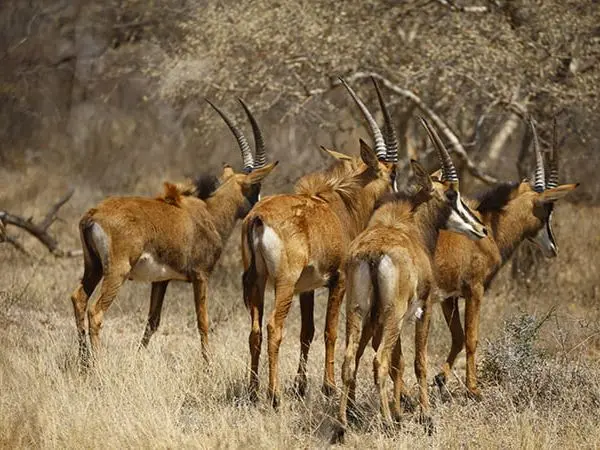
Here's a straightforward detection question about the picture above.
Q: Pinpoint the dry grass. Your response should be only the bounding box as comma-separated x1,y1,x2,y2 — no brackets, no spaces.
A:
1,196,599,448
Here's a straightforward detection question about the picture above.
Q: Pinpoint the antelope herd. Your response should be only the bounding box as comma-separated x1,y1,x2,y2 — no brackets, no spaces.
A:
67,78,578,438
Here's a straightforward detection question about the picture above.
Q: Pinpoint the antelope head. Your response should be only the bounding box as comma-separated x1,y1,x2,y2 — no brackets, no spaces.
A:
525,120,578,257
206,98,278,217
321,77,399,190
418,118,488,240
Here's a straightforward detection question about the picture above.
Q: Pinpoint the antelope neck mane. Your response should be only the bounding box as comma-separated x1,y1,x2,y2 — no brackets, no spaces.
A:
475,182,519,213
294,159,362,203
194,173,221,199
374,190,423,213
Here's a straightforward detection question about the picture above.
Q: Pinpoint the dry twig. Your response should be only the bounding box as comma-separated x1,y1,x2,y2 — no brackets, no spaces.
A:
0,189,82,257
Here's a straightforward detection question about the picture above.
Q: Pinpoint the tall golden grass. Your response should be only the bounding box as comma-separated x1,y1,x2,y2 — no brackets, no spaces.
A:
1,188,599,448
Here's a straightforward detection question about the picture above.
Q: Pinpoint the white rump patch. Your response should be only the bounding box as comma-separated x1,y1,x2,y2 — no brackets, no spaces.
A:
89,223,110,267
349,261,372,315
129,252,187,282
377,255,397,309
256,225,282,281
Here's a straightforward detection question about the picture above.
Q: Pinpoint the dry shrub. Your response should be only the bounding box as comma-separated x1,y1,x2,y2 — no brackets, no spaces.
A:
481,311,600,414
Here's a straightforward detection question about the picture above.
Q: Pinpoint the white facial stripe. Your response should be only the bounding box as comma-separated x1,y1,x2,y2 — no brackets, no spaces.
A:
456,192,483,226
530,213,557,257
446,191,485,240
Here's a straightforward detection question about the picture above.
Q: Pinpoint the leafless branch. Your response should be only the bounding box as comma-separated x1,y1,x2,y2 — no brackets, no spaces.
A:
434,0,489,13
3,235,29,255
112,19,154,30
341,71,499,184
40,189,74,230
0,188,81,257
481,100,527,170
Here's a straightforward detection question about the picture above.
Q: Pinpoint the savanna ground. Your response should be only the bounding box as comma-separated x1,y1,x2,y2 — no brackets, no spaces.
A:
2,0,600,448
1,184,600,449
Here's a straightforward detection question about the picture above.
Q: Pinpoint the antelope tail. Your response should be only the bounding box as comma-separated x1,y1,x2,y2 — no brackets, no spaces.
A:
79,213,104,296
242,216,264,310
369,258,381,325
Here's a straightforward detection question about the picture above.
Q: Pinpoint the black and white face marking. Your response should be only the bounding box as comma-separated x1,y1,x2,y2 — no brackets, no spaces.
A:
444,189,488,240
529,209,558,258
392,167,399,193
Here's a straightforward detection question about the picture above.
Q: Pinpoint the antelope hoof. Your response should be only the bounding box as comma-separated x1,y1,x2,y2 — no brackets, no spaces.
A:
400,393,417,412
392,409,402,425
269,390,281,409
347,402,361,424
434,373,452,402
321,382,336,398
466,387,482,402
434,372,447,388
202,349,211,365
419,413,435,436
381,420,396,437
293,375,308,399
330,424,346,445
248,386,259,404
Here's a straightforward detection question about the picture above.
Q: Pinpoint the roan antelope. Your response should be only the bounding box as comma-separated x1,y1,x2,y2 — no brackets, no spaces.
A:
337,119,488,437
242,78,399,406
70,99,277,364
434,120,579,398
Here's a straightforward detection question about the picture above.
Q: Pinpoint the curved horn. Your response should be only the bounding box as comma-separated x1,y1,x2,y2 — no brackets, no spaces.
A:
206,98,254,172
418,116,459,184
339,77,387,161
546,117,559,189
529,119,546,193
238,98,267,169
371,77,399,163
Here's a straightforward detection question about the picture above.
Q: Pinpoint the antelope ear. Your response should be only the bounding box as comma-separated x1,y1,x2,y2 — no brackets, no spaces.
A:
536,183,579,204
429,168,443,182
359,139,380,171
410,160,433,193
245,161,279,185
221,165,235,180
319,146,353,161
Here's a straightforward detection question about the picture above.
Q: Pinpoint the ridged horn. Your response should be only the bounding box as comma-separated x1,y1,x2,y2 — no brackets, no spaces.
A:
206,98,254,172
529,119,546,193
546,117,559,189
238,98,267,169
418,116,459,184
339,77,387,161
371,77,399,163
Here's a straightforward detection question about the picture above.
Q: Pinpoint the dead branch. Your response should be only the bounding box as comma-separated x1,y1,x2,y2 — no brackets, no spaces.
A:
482,107,524,170
0,188,82,257
342,71,499,184
112,19,154,30
434,0,489,13
3,235,29,255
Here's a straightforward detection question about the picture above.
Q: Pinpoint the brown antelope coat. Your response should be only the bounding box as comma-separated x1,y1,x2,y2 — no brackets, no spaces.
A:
434,121,578,397
70,99,277,364
242,141,396,405
241,77,401,406
434,181,578,397
337,120,487,436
